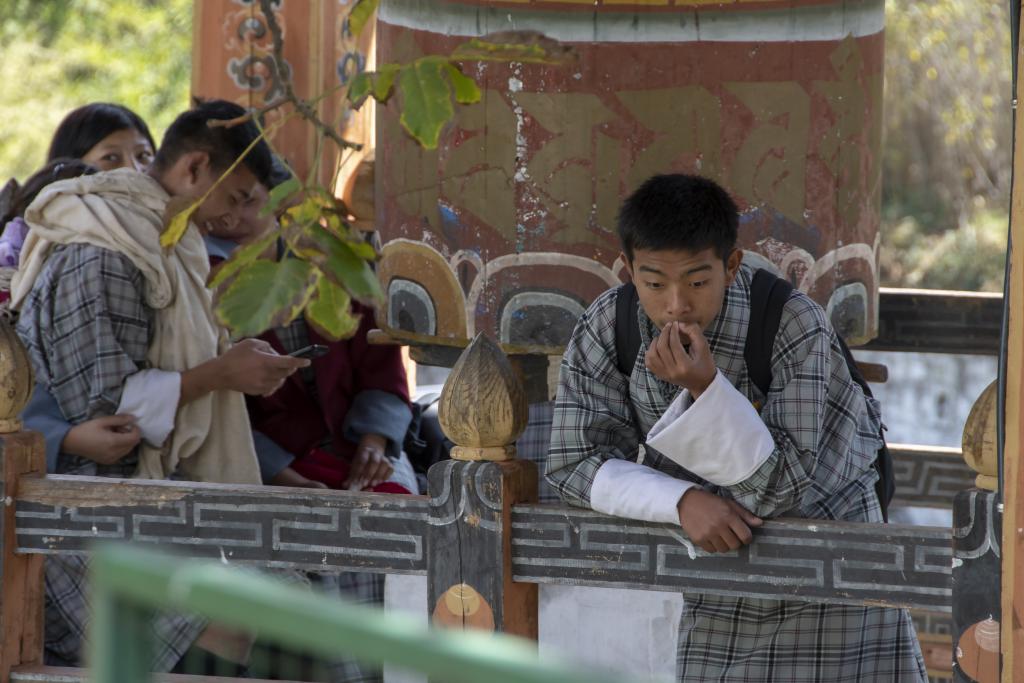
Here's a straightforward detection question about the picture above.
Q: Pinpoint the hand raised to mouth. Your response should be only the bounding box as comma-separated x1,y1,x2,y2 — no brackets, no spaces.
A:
645,321,717,399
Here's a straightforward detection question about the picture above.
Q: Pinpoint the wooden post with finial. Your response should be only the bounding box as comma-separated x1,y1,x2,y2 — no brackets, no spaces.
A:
952,380,1001,683
426,333,538,644
0,317,45,679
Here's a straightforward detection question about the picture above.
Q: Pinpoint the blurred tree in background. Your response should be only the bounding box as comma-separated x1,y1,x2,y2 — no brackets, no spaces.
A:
882,0,1011,291
0,0,1013,292
0,0,192,181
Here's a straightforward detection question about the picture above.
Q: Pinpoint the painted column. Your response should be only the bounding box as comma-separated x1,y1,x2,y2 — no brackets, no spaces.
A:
376,0,885,353
191,0,374,186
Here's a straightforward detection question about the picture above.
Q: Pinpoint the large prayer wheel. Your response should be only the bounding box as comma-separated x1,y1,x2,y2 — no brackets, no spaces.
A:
376,0,885,352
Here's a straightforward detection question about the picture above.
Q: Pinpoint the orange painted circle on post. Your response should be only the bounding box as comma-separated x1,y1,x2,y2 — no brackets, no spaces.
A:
432,583,497,631
377,0,885,350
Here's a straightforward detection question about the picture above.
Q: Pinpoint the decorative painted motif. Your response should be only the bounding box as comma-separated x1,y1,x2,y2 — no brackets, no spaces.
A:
193,0,374,184
377,0,885,352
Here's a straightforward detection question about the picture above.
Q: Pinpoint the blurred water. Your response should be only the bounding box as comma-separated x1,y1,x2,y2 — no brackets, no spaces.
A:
852,350,997,448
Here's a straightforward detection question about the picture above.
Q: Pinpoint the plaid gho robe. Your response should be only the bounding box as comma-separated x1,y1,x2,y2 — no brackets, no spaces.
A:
17,244,206,670
547,264,926,682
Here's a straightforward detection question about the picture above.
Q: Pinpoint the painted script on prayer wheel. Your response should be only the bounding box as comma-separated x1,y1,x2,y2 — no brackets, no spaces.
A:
376,0,885,352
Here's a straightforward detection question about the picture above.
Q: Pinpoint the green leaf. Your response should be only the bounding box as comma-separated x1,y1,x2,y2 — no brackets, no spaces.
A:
397,58,454,149
451,32,576,65
297,224,383,303
349,64,400,108
306,274,361,341
160,198,201,248
259,176,300,217
444,63,481,104
208,230,279,290
348,72,373,107
373,63,401,101
348,0,379,38
214,258,317,338
346,239,377,261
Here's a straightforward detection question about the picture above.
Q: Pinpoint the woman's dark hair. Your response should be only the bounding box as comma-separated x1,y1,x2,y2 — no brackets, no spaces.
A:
152,99,272,188
1,158,98,225
618,174,739,263
47,103,156,162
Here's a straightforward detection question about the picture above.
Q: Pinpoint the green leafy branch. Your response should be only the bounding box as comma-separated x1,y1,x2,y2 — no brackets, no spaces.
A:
166,0,569,341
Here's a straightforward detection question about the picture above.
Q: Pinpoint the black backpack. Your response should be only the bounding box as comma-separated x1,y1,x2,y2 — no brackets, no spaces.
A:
614,268,895,522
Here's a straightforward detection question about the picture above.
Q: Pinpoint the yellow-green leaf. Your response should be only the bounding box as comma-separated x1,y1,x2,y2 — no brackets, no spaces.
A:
444,63,481,104
298,224,383,303
451,32,576,65
345,239,377,261
260,176,300,217
306,274,361,341
348,0,379,37
398,58,454,149
214,259,317,337
208,230,279,290
373,63,401,101
160,198,201,248
349,72,373,107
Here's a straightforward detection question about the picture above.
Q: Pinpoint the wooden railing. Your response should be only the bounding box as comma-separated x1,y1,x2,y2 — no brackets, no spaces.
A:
0,292,1005,682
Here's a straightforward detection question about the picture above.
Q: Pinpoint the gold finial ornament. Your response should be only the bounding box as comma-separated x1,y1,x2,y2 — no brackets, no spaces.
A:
0,316,33,433
438,333,528,461
962,380,998,491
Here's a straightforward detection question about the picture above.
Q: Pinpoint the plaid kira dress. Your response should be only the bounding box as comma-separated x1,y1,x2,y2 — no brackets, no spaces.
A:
546,263,926,682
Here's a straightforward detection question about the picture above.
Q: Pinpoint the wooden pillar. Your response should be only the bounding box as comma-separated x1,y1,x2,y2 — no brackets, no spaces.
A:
191,0,376,188
0,318,45,680
426,333,538,642
954,381,1001,682
1004,5,1024,679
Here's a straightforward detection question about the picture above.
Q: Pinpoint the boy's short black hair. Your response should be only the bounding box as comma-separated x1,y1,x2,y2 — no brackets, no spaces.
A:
47,103,156,162
618,174,739,262
153,99,272,187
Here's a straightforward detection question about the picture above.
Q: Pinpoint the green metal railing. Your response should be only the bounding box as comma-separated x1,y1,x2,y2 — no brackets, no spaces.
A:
88,544,655,683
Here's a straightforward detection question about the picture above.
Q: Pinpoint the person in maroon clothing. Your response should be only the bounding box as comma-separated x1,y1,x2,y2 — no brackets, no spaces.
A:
204,174,417,496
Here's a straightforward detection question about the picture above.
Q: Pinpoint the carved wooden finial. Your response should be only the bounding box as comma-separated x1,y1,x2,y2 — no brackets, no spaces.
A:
438,333,528,461
962,380,998,491
0,316,33,433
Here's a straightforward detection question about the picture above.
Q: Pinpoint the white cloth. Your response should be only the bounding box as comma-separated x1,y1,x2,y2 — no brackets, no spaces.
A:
590,457,695,524
117,369,181,448
646,370,775,486
12,169,261,484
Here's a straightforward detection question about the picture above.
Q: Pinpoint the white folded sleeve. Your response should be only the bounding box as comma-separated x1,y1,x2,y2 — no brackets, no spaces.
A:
115,369,181,447
590,458,696,524
645,370,775,486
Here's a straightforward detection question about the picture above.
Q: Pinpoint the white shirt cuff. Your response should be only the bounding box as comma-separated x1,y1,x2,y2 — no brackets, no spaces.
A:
116,369,181,447
590,458,695,524
645,370,775,486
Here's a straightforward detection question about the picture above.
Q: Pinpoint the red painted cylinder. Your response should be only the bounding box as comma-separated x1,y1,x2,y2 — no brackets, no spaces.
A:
376,0,885,353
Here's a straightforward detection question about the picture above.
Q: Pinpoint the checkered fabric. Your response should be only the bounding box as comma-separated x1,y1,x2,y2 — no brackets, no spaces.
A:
17,244,147,477
16,244,203,670
516,402,559,503
547,263,926,681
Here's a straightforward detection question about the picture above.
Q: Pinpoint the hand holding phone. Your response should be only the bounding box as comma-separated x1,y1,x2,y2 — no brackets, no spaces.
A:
288,344,329,359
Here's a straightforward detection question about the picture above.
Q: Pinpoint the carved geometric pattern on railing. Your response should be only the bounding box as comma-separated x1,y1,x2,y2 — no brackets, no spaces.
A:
511,505,953,613
861,289,1002,356
14,475,429,575
15,476,955,612
890,445,975,509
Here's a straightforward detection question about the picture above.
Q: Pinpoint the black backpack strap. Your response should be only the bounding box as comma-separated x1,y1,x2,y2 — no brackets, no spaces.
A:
745,269,894,522
744,269,794,397
615,282,642,376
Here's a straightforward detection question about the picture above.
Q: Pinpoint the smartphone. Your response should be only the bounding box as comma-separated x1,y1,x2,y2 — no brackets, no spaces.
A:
288,344,329,359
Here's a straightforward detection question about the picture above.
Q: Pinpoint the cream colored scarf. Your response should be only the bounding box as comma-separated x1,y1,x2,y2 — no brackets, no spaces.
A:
11,169,261,485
